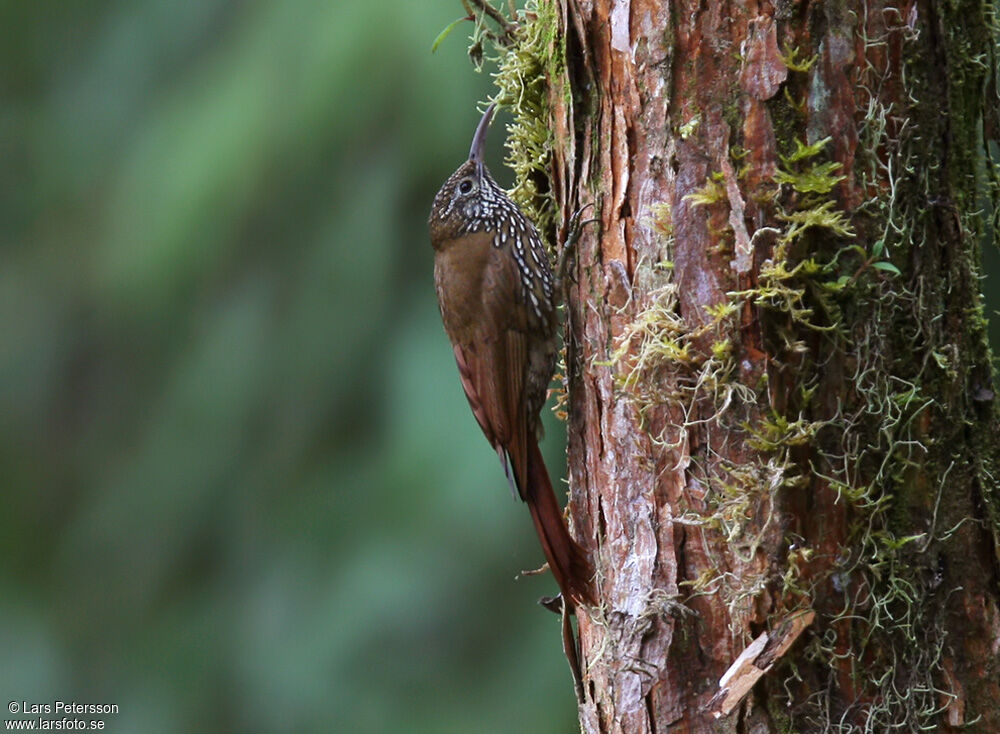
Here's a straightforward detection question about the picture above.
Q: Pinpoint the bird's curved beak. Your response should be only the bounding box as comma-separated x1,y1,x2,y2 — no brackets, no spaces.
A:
468,102,497,164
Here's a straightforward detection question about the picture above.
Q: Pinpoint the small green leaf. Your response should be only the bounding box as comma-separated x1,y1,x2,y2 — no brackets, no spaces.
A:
871,239,885,257
871,261,901,275
431,16,467,53
780,136,832,164
773,161,844,193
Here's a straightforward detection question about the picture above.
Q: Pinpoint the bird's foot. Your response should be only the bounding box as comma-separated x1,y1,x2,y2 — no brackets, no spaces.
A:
538,593,564,615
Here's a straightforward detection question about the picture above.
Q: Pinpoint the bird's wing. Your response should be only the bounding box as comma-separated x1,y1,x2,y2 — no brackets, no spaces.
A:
449,243,531,498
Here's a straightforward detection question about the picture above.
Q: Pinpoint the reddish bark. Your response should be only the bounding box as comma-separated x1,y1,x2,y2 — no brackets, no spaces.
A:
549,1,1000,731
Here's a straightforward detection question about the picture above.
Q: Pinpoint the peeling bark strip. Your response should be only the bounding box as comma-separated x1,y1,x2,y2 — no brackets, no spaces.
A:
547,0,1000,731
706,610,815,718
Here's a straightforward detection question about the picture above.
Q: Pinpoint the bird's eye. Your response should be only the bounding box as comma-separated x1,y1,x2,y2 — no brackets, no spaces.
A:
459,179,474,194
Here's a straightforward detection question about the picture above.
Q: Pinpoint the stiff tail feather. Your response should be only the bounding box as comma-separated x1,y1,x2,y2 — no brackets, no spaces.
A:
520,441,595,607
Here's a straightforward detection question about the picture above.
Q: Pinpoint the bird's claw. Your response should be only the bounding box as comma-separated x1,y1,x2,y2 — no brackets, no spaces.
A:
538,592,565,614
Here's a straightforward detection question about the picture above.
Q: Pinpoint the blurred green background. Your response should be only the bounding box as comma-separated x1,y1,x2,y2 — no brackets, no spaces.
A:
1,1,580,732
2,3,999,734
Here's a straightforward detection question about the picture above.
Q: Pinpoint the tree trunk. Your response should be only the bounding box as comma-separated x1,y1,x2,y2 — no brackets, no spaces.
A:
539,0,1000,731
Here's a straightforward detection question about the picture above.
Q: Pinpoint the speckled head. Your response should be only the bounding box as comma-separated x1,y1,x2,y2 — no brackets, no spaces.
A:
428,103,512,246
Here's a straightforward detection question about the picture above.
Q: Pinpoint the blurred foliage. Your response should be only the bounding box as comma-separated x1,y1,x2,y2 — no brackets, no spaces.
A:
0,1,578,731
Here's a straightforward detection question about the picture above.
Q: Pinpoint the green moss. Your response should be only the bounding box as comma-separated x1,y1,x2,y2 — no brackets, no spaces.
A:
459,1,564,247
647,201,675,242
745,412,820,451
780,136,835,164
679,115,700,140
491,0,563,246
778,43,817,73
779,201,855,241
683,175,727,207
773,137,846,194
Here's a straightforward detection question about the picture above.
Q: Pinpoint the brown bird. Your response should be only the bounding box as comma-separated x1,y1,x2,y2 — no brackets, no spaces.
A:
428,103,594,607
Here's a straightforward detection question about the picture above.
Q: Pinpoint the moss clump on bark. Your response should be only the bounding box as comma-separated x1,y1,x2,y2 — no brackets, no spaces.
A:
495,3,561,242
467,0,562,249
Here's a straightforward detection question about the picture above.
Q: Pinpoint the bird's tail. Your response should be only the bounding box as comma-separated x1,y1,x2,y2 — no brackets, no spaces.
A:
519,441,595,607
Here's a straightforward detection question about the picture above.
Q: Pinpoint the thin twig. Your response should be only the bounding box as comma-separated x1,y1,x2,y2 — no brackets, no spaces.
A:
466,0,518,45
